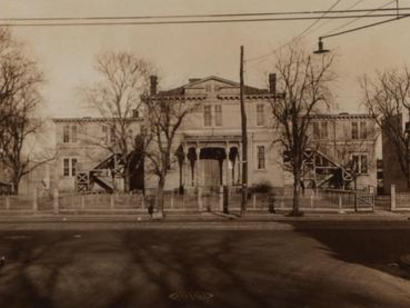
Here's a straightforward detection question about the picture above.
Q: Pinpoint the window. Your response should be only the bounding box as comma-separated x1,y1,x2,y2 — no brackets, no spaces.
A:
361,155,368,174
102,125,116,143
71,125,77,143
352,121,368,139
360,121,367,139
63,124,78,143
256,104,265,126
63,158,70,176
257,146,266,170
110,126,116,143
313,122,320,139
351,122,359,139
215,105,222,127
71,158,77,176
63,125,70,143
351,154,368,174
204,105,212,127
63,158,78,177
312,121,328,139
102,125,108,142
320,121,328,139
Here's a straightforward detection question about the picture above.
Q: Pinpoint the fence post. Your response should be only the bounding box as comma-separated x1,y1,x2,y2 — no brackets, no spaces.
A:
32,189,38,211
5,196,10,210
53,188,59,215
110,194,115,210
198,187,203,212
354,193,358,212
223,186,229,213
391,184,396,211
252,194,256,210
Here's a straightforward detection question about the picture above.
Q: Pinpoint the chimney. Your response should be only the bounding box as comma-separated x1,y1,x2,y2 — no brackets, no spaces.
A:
269,73,276,95
150,75,158,95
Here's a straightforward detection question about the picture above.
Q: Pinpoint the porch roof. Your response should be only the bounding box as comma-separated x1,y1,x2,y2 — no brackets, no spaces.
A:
183,134,242,143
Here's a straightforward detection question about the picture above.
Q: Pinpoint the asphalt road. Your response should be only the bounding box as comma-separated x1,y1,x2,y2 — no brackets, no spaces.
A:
1,228,410,308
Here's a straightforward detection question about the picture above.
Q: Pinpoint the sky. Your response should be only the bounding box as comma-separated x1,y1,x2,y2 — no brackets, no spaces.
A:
2,0,410,118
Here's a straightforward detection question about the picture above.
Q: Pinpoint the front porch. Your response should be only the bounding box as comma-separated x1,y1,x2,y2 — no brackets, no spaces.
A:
176,135,243,191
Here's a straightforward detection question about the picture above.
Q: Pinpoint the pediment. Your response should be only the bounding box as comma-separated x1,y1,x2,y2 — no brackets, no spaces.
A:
184,76,239,94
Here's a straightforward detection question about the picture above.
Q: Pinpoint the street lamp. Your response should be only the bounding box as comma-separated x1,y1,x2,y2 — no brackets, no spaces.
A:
313,11,410,55
313,38,329,54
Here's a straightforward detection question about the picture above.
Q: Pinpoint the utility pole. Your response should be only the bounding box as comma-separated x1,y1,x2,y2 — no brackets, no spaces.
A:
240,45,248,215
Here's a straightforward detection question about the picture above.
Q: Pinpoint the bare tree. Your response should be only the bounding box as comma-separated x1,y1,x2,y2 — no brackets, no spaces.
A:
0,28,49,194
83,52,152,192
362,67,410,189
270,46,335,216
141,93,199,217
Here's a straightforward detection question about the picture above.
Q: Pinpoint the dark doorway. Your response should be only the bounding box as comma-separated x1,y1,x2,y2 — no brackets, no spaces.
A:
200,147,226,187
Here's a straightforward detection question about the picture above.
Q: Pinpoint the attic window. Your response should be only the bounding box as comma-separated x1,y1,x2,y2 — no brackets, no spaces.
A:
205,84,212,92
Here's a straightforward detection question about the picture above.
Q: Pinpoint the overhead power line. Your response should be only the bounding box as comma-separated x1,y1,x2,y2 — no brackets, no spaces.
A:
2,13,409,27
301,0,369,39
320,13,410,40
291,0,343,41
245,0,344,63
2,7,410,22
323,0,396,36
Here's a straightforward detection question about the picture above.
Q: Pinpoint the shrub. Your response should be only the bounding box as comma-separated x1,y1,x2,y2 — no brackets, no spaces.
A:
250,181,273,194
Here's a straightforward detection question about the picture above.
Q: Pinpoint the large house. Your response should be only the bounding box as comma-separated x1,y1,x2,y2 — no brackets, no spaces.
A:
52,117,143,192
143,75,283,192
51,75,378,193
302,114,378,190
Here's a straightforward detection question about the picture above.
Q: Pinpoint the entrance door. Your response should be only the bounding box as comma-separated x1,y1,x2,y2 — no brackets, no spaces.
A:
203,159,220,187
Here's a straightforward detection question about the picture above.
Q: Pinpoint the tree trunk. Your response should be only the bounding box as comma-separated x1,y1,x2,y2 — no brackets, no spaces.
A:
156,176,165,217
407,160,410,190
291,171,302,216
12,177,20,195
124,171,130,193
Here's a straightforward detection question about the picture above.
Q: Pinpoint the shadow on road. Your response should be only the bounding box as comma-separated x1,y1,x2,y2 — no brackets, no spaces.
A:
1,228,410,308
292,226,410,280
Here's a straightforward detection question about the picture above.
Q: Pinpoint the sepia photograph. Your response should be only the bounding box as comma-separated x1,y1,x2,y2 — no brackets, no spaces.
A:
0,0,410,307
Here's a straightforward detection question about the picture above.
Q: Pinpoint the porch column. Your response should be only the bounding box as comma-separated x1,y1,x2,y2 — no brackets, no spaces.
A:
225,143,231,187
238,142,242,186
183,143,189,187
196,146,201,187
